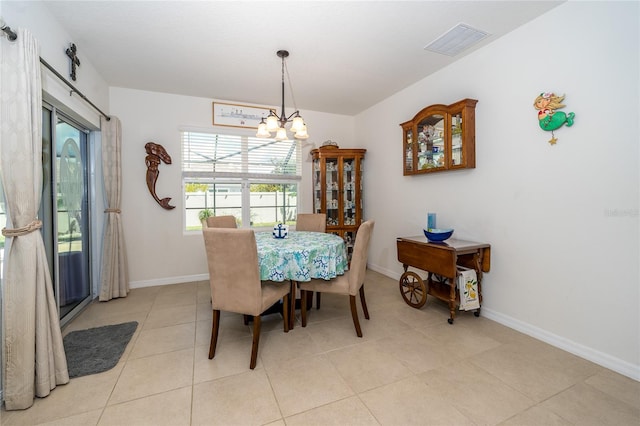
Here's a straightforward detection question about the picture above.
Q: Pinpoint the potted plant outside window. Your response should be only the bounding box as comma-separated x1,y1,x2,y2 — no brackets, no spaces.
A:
199,209,213,228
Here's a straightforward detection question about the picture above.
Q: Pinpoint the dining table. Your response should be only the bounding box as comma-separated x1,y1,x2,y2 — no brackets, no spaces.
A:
255,230,348,328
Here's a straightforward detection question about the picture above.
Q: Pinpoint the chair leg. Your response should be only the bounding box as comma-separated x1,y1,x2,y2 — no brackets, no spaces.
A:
290,281,297,330
209,309,221,359
243,315,250,325
349,295,363,337
359,285,370,320
283,294,290,333
316,292,321,310
300,289,308,327
250,315,262,369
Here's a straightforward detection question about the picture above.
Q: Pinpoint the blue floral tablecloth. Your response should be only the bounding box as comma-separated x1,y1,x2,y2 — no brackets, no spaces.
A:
256,231,348,282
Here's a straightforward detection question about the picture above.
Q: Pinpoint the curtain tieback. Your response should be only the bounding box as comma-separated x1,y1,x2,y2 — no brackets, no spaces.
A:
104,208,121,214
2,219,43,237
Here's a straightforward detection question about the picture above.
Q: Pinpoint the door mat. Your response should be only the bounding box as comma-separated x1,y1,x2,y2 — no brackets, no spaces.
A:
63,321,138,378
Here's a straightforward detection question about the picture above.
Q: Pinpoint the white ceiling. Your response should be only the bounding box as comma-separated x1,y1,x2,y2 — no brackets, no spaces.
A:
41,1,564,116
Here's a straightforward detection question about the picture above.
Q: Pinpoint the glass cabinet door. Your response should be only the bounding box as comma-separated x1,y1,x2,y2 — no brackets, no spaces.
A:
404,128,413,172
342,157,356,226
313,158,322,213
325,157,339,226
451,110,463,167
359,157,364,224
417,113,445,171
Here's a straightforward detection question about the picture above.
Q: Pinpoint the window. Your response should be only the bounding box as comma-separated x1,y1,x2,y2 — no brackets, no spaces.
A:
182,130,301,230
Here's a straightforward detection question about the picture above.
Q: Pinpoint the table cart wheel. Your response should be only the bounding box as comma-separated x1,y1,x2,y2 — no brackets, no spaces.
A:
399,271,427,308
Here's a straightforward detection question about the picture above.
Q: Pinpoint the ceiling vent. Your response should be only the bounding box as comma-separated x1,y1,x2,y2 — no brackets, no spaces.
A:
424,23,490,56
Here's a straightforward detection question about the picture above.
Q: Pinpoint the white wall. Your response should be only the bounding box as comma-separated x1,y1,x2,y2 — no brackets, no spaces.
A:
357,1,639,379
109,87,355,287
2,0,109,129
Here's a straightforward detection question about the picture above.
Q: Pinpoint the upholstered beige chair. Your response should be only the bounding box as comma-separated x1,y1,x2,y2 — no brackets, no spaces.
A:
295,213,327,309
204,214,238,306
300,220,374,337
203,228,290,369
296,213,326,233
206,215,237,228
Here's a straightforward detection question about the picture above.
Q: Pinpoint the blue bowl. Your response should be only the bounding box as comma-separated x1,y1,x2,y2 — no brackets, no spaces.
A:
424,228,454,242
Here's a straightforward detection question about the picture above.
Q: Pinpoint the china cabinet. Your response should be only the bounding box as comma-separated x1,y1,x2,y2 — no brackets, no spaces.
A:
400,98,477,175
311,146,366,261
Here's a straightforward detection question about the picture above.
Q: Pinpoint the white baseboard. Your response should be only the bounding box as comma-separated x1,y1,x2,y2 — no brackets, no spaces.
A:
129,274,209,289
367,263,640,382
481,308,640,381
368,263,401,280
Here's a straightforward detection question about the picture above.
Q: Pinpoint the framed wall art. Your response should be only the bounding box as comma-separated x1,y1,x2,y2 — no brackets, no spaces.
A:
212,102,274,129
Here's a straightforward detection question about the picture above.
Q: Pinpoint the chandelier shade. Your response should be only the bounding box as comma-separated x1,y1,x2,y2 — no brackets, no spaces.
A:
257,50,309,141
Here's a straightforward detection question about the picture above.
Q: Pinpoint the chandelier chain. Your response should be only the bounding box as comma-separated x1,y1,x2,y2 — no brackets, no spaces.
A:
284,59,298,112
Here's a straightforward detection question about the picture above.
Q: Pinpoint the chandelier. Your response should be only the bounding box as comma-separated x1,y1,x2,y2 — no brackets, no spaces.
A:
256,50,309,141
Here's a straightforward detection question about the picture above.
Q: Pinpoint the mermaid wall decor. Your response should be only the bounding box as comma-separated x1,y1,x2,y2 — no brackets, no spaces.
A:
533,92,575,145
145,142,175,210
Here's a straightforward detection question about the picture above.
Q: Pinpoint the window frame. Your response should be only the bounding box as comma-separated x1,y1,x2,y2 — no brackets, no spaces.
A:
181,127,302,233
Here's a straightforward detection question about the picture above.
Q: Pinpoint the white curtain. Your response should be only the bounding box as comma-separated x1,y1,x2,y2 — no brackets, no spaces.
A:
99,116,129,301
0,29,69,410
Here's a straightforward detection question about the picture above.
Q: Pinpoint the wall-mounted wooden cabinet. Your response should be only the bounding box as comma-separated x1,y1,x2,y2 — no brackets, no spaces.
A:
311,146,366,262
400,98,477,175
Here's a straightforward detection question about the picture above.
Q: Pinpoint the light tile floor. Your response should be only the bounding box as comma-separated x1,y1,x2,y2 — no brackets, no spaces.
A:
2,270,639,425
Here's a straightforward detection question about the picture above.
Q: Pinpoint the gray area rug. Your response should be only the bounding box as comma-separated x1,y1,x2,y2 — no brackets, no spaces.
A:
63,321,138,378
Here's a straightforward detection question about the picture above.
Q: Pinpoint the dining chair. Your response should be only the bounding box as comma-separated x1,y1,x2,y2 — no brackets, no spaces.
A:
206,215,237,228
299,220,375,337
295,213,326,233
203,228,290,369
204,214,238,307
295,213,327,309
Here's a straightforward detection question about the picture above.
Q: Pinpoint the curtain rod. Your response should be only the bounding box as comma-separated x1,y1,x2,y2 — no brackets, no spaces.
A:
39,58,111,121
1,22,110,121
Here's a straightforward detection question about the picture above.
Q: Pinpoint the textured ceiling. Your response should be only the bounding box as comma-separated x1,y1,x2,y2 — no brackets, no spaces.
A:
40,1,564,115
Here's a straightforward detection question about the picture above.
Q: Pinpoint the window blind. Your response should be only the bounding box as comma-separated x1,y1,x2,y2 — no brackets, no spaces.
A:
181,131,301,180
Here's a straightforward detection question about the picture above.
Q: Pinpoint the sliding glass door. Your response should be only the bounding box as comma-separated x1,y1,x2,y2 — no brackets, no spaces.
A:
41,106,93,324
